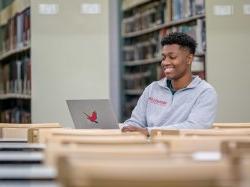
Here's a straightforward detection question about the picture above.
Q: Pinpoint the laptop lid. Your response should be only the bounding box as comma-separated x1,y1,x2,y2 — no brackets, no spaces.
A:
66,99,119,129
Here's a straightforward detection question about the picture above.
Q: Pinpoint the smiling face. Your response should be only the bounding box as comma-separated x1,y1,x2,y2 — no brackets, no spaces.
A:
161,44,193,81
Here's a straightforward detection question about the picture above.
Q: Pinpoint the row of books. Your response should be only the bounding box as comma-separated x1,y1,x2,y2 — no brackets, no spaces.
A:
124,65,160,90
0,107,31,123
122,1,166,34
124,73,152,90
172,0,205,21
0,8,30,55
123,19,206,63
122,0,204,34
123,33,159,62
0,56,31,95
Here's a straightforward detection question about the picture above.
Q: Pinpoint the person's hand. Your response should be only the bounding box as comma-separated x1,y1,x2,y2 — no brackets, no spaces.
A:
122,125,149,136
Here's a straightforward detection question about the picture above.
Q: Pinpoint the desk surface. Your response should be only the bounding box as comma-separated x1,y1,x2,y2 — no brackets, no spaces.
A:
0,165,56,179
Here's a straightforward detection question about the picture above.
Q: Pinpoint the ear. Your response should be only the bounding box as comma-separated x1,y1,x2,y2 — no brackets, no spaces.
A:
187,54,194,65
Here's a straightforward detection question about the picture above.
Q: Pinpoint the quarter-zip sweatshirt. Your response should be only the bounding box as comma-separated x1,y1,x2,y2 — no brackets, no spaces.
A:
123,76,218,131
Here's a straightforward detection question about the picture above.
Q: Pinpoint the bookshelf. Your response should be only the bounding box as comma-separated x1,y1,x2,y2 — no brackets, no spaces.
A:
0,0,31,123
121,0,206,120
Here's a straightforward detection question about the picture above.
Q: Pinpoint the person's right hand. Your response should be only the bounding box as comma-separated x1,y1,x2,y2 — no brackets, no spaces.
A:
122,125,149,136
122,125,138,132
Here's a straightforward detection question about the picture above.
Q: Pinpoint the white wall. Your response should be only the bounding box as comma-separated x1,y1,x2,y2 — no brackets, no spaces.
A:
206,0,250,122
31,0,110,127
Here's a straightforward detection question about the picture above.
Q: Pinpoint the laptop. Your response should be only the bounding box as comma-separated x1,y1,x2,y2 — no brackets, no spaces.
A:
66,99,119,129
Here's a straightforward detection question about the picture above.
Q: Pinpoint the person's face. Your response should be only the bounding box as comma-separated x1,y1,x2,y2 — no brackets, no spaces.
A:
161,44,193,80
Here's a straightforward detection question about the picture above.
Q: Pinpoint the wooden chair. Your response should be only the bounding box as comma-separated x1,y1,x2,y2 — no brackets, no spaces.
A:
220,140,250,184
57,154,233,187
45,134,150,167
180,129,250,137
151,128,250,137
45,143,168,166
221,140,250,155
152,136,250,154
47,135,148,145
0,123,61,142
38,128,143,144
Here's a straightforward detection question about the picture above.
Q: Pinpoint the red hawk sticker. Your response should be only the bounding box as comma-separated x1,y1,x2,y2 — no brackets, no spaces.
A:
83,111,98,123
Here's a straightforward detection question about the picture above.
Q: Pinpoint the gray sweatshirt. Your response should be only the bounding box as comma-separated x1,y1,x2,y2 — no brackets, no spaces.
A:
123,76,218,131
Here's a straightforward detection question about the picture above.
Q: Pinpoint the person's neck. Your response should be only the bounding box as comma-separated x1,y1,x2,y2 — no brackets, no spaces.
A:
171,73,193,91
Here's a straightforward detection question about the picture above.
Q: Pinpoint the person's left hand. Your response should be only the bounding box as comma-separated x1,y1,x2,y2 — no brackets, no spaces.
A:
122,125,149,136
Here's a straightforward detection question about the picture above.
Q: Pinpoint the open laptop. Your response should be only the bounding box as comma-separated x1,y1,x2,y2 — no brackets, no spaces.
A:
66,99,119,129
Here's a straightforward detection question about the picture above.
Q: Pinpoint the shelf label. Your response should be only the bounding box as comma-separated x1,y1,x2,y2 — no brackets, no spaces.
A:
39,4,59,15
81,3,101,14
243,4,250,15
213,5,233,16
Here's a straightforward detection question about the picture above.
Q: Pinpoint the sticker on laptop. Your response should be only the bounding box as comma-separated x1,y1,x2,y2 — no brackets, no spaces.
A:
83,111,98,124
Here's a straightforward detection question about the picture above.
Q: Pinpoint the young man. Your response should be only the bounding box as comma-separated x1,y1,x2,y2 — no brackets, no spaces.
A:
121,32,218,136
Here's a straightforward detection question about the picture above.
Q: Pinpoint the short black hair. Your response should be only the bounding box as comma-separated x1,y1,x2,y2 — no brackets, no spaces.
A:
161,32,197,54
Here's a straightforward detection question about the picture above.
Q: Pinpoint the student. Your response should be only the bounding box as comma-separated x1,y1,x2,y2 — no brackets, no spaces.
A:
121,32,218,136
